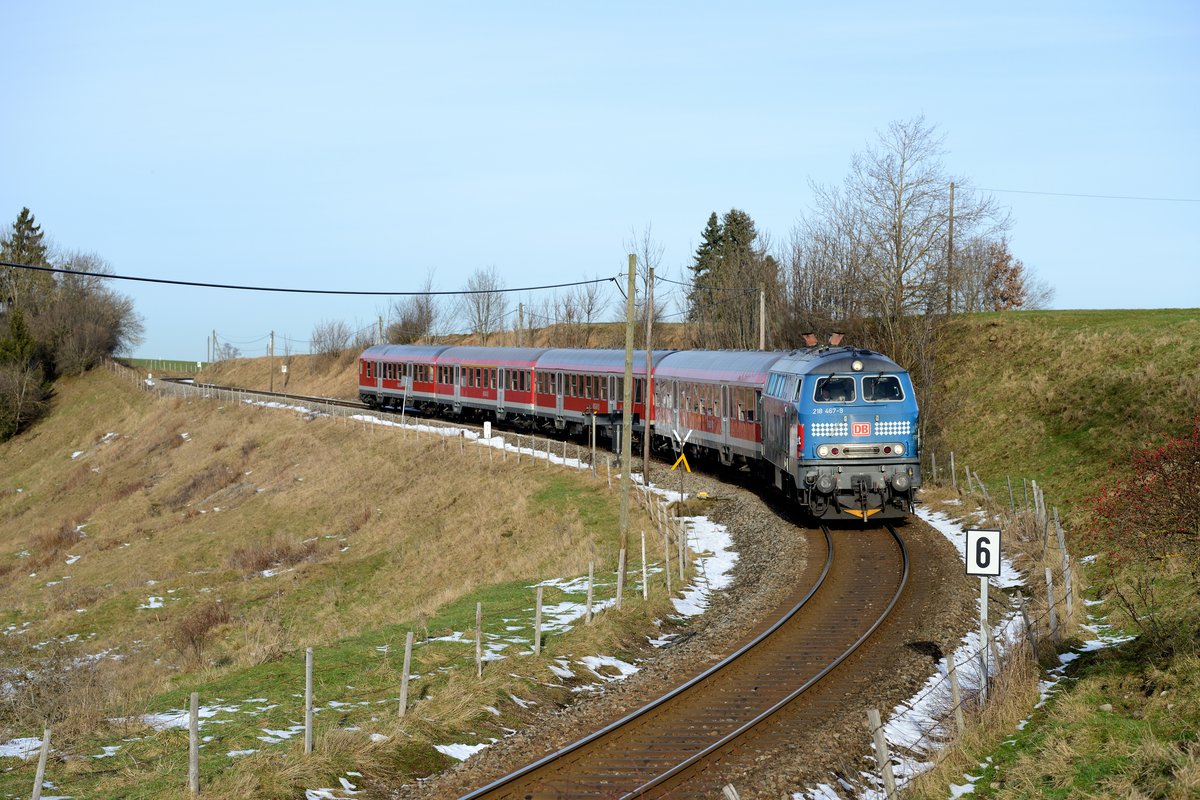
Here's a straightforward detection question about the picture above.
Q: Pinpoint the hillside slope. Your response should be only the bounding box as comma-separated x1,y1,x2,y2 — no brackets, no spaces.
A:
933,308,1199,514
0,367,662,798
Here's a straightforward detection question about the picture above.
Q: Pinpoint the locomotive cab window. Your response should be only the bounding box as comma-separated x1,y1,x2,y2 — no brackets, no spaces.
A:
864,375,904,402
814,376,855,403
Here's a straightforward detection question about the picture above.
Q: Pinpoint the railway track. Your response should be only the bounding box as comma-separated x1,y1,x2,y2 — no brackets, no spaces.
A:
155,377,935,795
460,525,908,799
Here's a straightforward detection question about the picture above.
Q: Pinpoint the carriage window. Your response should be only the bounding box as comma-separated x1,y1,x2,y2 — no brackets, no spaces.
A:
814,376,856,403
864,375,904,402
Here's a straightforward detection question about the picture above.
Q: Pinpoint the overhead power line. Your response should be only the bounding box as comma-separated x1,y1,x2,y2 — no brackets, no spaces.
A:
655,273,759,294
976,187,1200,203
0,261,619,296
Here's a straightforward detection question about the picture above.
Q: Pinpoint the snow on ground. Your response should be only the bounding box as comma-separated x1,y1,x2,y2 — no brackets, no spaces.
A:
795,503,1135,800
0,737,44,759
580,655,639,681
434,741,493,761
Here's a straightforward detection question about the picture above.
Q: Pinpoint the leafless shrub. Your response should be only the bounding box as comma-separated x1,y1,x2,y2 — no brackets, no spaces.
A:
164,462,238,510
0,639,108,740
168,600,232,663
31,521,85,567
227,535,320,575
51,584,105,613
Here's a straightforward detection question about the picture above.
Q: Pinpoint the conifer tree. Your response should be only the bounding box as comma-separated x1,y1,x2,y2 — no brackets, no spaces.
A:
1,207,54,312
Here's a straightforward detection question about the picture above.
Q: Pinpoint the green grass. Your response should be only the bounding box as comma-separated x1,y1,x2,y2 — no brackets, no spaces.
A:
912,308,1200,799
124,358,208,373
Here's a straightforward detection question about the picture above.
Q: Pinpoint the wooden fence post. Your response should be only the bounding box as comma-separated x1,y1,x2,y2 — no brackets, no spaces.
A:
641,531,649,601
31,727,51,800
866,708,897,799
1007,476,1015,515
1017,590,1038,656
304,648,314,754
586,562,594,624
534,586,544,655
678,522,686,577
616,548,626,609
399,631,414,717
663,533,672,594
1045,567,1059,644
950,451,957,491
188,692,200,793
475,602,483,678
722,785,741,800
931,451,938,483
946,658,966,737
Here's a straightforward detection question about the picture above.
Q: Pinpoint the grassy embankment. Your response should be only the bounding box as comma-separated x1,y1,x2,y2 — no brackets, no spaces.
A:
910,308,1200,799
0,365,673,799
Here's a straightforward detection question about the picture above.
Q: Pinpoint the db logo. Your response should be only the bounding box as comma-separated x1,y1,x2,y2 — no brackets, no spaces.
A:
851,422,871,436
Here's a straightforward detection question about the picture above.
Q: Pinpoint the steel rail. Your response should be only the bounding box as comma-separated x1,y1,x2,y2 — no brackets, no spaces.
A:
457,528,836,800
620,523,909,797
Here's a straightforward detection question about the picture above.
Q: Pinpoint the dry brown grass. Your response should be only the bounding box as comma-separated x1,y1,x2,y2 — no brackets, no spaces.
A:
905,642,1043,799
0,366,657,794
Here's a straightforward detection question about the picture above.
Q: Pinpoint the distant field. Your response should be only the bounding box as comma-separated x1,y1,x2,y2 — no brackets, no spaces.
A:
124,357,207,374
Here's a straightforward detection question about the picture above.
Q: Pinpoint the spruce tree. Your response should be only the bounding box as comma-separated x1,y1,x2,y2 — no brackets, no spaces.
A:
1,207,54,311
688,212,723,321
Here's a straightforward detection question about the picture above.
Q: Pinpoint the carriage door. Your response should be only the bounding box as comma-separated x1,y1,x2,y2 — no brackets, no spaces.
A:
555,372,564,418
453,365,461,409
497,367,506,413
721,386,730,443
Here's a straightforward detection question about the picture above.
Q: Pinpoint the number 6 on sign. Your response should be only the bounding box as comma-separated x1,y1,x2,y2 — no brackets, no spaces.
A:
965,529,1002,577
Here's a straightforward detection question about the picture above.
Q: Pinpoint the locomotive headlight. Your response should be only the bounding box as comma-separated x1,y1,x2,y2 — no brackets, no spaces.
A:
851,359,864,372
817,444,830,457
894,444,905,456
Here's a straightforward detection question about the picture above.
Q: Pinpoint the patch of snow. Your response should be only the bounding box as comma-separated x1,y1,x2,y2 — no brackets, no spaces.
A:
228,748,258,757
508,693,536,709
138,596,164,609
71,451,85,459
65,554,81,565
0,737,44,759
580,655,639,681
369,733,389,743
434,741,491,761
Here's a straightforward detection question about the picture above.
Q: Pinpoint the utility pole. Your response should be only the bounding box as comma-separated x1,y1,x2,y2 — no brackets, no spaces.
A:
642,266,654,481
758,286,766,350
620,254,636,553
269,331,275,392
518,302,524,347
206,333,211,364
947,181,955,315
212,329,218,362
378,315,384,344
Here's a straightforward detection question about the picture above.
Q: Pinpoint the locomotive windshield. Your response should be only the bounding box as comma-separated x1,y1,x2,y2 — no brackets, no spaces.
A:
864,375,904,402
814,376,855,403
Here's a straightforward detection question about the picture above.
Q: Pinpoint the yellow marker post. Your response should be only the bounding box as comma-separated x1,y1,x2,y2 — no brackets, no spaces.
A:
671,453,691,473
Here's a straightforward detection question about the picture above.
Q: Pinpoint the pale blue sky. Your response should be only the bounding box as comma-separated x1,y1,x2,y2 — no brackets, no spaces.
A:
3,1,1197,359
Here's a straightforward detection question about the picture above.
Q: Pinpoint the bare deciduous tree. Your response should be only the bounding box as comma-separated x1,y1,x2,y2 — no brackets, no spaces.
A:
387,271,440,344
310,319,352,360
459,266,508,344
